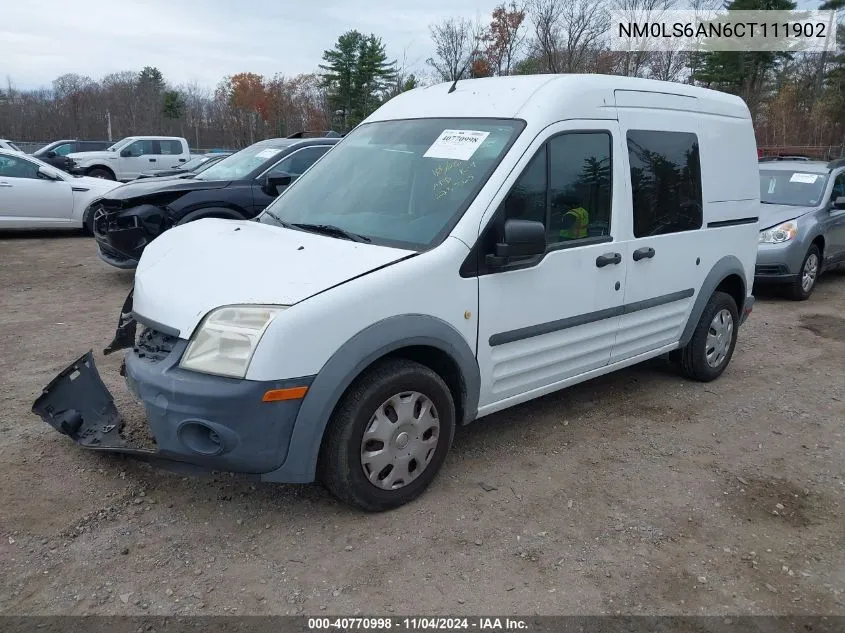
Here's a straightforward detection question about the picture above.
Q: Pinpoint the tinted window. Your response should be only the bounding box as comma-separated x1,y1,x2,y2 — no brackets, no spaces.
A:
124,140,154,157
503,145,546,225
81,141,111,151
271,146,330,176
548,133,611,243
0,154,40,179
158,140,182,155
501,132,612,245
760,169,828,207
627,130,702,237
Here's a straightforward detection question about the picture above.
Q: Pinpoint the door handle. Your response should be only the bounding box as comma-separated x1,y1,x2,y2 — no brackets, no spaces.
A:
633,247,656,261
595,252,622,268
148,158,156,162
0,182,12,187
178,158,186,162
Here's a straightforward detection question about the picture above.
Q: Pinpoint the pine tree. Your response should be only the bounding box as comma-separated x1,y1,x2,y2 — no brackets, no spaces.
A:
696,0,796,110
320,31,396,130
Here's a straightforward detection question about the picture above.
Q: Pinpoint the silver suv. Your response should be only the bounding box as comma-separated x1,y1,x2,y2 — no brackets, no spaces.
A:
755,158,845,300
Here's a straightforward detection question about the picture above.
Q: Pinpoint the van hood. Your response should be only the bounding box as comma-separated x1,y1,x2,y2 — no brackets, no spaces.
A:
101,177,230,202
758,203,814,229
133,218,414,337
67,150,112,162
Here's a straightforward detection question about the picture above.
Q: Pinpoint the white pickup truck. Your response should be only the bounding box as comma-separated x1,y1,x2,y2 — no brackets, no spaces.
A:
67,136,191,181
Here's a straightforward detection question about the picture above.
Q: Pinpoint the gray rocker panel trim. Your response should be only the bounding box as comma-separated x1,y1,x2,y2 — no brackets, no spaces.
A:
489,288,695,347
261,314,481,483
679,254,748,348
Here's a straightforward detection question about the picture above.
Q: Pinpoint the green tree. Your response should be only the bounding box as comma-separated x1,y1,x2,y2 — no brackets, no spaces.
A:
162,90,185,120
320,30,396,130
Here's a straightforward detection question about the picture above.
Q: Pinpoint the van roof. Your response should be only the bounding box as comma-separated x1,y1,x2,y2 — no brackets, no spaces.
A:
367,74,751,126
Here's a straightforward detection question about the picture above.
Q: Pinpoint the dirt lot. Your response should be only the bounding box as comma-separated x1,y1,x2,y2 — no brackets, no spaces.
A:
0,231,844,616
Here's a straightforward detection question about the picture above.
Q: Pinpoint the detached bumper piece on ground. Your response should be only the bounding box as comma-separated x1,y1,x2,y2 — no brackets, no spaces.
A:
32,290,311,478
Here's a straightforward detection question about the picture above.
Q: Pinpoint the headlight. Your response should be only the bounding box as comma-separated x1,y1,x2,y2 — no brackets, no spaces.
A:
180,305,284,378
759,220,798,244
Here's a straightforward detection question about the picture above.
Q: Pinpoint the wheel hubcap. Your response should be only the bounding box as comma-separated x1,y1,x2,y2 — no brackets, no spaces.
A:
705,308,734,368
802,254,818,293
360,391,440,491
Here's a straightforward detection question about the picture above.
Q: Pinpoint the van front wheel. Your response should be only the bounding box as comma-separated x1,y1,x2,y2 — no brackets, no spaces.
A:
319,358,455,512
678,291,739,382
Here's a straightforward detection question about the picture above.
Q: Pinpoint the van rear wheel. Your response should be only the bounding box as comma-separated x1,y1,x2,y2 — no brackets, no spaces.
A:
319,358,455,512
678,291,738,382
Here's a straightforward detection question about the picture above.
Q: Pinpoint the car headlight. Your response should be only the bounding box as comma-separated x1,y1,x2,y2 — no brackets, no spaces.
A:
180,305,284,378
759,220,798,244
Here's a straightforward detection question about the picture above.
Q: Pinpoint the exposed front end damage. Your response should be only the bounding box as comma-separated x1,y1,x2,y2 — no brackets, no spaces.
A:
32,289,312,477
93,202,173,269
32,289,149,456
32,351,154,456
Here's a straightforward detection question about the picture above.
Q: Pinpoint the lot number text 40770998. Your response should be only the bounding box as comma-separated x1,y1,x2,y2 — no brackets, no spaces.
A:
307,617,529,630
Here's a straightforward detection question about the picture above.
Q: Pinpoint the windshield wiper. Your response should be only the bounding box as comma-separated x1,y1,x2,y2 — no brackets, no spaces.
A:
287,222,371,243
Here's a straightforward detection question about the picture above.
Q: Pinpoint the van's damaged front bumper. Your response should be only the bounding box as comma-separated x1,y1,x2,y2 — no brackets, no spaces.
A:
32,290,315,476
32,351,154,455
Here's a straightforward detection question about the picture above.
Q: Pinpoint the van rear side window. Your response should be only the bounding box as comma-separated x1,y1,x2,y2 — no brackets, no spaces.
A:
626,130,702,238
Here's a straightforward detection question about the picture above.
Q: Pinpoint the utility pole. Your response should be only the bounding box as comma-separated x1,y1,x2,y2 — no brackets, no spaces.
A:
106,110,112,141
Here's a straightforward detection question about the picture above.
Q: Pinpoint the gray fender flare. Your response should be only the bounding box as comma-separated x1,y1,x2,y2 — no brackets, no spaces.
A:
679,255,747,348
263,314,480,483
177,207,245,225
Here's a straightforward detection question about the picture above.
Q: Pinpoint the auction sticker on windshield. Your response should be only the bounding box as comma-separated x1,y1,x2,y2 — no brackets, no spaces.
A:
255,148,282,159
790,173,819,184
424,130,490,161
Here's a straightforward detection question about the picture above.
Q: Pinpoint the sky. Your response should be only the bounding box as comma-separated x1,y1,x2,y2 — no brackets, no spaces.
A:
0,0,488,91
1,0,827,91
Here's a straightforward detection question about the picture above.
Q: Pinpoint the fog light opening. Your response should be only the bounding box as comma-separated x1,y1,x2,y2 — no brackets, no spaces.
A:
179,421,225,456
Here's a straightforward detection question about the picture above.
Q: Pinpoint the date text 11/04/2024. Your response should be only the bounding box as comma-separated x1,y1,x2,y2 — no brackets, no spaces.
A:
307,617,529,630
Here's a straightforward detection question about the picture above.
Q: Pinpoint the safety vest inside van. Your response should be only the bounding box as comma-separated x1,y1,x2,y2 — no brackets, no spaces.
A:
559,207,589,240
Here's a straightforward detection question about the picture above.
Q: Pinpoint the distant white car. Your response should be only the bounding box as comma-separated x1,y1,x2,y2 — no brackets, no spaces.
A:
0,139,24,153
0,149,121,231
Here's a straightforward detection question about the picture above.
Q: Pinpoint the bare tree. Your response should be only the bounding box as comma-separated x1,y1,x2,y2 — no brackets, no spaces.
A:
611,0,676,77
528,0,563,72
427,17,483,81
558,0,609,73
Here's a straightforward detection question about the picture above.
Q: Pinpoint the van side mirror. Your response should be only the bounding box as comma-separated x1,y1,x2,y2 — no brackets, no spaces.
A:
120,148,133,158
833,196,845,210
486,218,546,268
45,151,57,158
264,170,293,196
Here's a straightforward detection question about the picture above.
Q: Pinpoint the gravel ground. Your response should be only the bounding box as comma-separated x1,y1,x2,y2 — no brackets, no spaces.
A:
0,231,844,616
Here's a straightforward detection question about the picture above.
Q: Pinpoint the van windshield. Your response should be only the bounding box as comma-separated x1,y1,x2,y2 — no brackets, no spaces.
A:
760,169,828,207
260,118,524,249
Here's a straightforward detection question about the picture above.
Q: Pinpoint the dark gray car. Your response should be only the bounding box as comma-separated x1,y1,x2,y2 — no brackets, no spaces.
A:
755,159,845,299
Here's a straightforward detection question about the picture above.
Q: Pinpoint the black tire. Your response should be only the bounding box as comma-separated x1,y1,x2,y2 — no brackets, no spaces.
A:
87,167,115,180
788,244,821,301
319,358,455,512
679,291,739,382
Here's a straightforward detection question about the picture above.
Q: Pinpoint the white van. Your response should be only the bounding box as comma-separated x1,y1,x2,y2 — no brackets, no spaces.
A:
34,75,760,511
